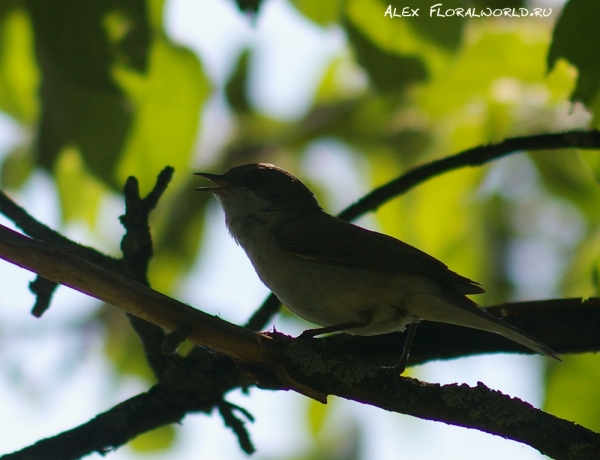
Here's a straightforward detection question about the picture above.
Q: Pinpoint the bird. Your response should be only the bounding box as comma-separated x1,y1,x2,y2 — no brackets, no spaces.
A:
194,162,558,373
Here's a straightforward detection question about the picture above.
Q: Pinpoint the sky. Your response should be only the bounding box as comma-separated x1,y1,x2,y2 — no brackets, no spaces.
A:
0,0,559,459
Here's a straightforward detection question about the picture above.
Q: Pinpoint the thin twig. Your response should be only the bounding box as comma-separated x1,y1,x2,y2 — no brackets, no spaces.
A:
0,223,267,365
119,168,177,378
217,400,255,454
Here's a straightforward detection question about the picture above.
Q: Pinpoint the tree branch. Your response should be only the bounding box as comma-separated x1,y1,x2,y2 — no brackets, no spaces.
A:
272,334,600,459
322,298,600,366
4,331,600,460
339,130,600,221
0,223,269,365
1,220,600,459
3,131,600,459
119,168,179,379
0,354,244,460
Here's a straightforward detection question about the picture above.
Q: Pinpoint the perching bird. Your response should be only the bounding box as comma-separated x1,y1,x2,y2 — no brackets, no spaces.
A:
195,163,558,372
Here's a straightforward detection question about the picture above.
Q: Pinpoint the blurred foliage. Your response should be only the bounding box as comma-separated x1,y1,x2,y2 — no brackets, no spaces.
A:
291,0,340,26
1,0,600,457
101,307,155,381
226,48,252,113
545,354,600,433
113,36,211,194
55,146,110,226
26,0,146,186
0,7,38,124
129,425,177,453
344,17,428,92
548,0,600,105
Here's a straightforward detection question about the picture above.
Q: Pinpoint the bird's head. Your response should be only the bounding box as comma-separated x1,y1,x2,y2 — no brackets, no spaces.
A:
195,163,321,225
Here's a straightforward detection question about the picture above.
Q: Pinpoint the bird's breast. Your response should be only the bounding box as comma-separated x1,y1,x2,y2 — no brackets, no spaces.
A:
228,216,438,336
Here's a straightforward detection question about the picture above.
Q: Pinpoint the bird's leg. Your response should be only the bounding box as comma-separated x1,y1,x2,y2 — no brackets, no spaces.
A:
394,323,418,375
299,311,373,338
299,321,365,338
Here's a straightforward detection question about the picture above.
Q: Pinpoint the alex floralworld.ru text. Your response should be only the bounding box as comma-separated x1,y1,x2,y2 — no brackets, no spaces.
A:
384,4,552,18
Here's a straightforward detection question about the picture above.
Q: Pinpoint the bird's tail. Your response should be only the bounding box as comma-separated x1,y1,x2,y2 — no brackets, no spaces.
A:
467,308,559,360
434,291,559,359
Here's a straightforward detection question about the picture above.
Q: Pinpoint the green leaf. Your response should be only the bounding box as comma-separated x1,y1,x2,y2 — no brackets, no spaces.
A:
548,0,600,104
420,25,550,120
0,7,39,124
415,21,572,149
344,18,427,92
579,149,600,184
147,0,166,30
25,0,152,186
345,0,450,80
102,3,151,72
59,86,132,186
406,0,465,50
114,37,212,195
313,57,366,104
291,0,340,26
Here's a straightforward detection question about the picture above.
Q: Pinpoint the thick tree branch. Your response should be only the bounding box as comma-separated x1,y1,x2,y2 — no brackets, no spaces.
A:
1,221,600,459
324,298,600,366
246,129,600,331
336,367,600,460
271,335,600,459
4,333,600,460
0,223,270,366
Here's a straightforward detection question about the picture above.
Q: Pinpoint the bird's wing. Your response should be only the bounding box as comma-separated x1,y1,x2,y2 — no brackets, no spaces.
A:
275,212,484,295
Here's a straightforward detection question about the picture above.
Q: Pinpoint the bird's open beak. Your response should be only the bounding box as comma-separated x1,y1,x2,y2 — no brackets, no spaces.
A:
193,172,233,194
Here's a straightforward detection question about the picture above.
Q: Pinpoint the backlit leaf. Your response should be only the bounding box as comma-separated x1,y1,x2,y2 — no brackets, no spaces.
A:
548,0,600,104
0,8,39,124
114,37,211,195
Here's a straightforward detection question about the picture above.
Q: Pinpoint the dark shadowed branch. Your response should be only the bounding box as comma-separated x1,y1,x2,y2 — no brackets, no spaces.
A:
119,168,179,379
322,298,600,367
0,217,600,459
3,133,600,459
